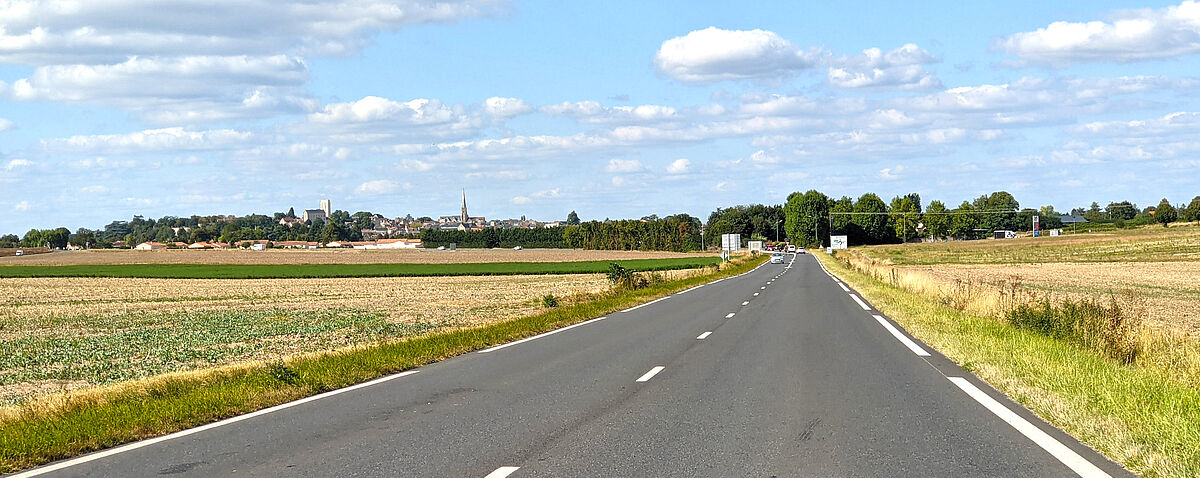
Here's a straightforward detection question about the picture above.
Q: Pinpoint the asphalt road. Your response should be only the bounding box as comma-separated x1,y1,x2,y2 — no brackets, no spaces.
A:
16,253,1130,477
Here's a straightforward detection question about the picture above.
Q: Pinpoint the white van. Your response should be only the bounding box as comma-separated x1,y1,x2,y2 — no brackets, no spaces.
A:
786,244,797,253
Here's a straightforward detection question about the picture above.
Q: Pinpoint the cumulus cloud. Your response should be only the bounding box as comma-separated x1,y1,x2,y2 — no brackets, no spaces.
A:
0,1,501,121
44,127,256,154
666,158,691,174
304,96,482,141
4,159,31,171
828,43,941,90
1075,111,1200,138
13,200,31,211
0,117,12,131
541,101,677,123
356,179,404,194
997,1,1200,65
654,27,822,83
483,96,532,118
9,55,316,122
605,158,644,172
510,188,560,204
0,0,504,64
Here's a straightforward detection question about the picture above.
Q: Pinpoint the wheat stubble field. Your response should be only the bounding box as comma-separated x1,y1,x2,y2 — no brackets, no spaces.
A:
0,249,711,407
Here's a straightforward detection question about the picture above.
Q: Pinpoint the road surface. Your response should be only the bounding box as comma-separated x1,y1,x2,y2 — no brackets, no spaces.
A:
15,253,1129,477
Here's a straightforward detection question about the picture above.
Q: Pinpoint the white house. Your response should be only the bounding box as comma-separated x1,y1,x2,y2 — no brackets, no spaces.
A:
135,242,166,250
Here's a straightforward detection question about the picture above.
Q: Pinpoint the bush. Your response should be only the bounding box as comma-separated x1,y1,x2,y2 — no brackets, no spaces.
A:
606,263,649,290
541,294,560,308
1006,298,1140,364
266,362,300,385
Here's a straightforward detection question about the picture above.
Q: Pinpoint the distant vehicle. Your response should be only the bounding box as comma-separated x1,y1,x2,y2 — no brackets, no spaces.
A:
14,250,22,256
993,230,1017,239
437,246,446,250
797,247,806,254
770,252,785,264
513,246,522,250
786,244,797,253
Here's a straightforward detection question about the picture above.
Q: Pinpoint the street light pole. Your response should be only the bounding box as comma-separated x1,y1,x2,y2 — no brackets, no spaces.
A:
775,220,781,244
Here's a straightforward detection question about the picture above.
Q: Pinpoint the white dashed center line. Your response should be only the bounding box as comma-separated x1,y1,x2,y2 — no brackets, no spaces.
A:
485,466,521,478
753,292,759,296
636,366,665,382
742,301,749,306
725,313,736,318
696,331,712,340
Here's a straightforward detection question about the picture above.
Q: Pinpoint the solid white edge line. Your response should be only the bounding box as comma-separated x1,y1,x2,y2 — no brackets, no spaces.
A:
11,370,422,478
849,294,871,311
948,377,1110,478
676,283,704,295
696,331,712,340
484,466,521,478
478,316,607,353
837,282,850,292
622,295,669,313
872,315,930,356
636,366,665,382
725,313,736,318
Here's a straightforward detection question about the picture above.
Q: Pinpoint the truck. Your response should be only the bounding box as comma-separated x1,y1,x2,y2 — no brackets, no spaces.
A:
993,230,1017,239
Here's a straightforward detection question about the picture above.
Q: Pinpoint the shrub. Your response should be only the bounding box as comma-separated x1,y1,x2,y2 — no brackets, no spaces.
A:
606,263,649,290
1006,298,1140,364
541,294,560,308
266,362,300,385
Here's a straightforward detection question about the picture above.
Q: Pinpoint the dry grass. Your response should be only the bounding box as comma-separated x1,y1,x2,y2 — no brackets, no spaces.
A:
0,274,608,405
0,248,706,266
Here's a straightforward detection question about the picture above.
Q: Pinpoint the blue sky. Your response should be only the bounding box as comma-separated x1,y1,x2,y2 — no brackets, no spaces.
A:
2,0,1199,233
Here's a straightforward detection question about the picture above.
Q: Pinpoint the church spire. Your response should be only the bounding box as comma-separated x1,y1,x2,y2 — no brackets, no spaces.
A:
461,189,468,223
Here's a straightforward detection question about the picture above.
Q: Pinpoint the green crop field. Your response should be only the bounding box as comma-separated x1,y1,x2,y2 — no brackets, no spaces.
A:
0,257,721,279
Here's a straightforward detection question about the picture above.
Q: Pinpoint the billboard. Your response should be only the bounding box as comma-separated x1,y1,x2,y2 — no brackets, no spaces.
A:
830,235,848,250
721,233,741,251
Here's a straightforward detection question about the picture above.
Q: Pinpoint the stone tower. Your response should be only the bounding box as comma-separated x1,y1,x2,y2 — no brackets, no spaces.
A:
460,189,468,224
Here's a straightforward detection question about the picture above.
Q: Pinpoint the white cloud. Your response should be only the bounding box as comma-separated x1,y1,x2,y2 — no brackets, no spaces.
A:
666,158,691,174
541,101,677,123
3,159,31,171
0,117,12,131
483,96,532,118
828,43,941,90
303,96,482,141
749,149,780,164
997,1,1200,64
356,179,404,195
712,181,728,191
510,188,560,204
605,158,644,172
45,127,255,153
878,166,904,180
80,185,108,193
654,27,822,83
1075,111,1200,139
311,96,455,124
13,200,30,211
0,1,503,64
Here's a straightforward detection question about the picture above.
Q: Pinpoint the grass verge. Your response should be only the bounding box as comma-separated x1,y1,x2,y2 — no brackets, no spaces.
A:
0,255,765,473
0,257,720,279
815,252,1200,477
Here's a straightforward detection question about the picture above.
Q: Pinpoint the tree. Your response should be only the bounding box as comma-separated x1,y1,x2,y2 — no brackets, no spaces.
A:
889,193,922,243
852,193,889,245
1155,198,1178,227
0,234,20,248
566,210,581,225
286,207,296,218
949,201,978,239
829,196,854,238
924,200,949,240
1106,201,1137,221
1182,196,1200,223
784,190,829,247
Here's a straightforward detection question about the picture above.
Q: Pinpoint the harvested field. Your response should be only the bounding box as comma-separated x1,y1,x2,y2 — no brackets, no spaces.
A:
0,274,609,405
904,261,1200,335
0,248,708,266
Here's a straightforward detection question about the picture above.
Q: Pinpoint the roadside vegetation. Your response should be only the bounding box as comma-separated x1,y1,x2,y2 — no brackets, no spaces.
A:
0,254,764,473
818,225,1200,476
0,257,720,279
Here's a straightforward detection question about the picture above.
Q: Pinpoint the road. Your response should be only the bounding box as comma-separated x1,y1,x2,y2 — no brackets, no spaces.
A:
15,253,1129,477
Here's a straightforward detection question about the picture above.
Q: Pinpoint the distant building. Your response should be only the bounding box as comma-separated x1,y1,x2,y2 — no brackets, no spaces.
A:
279,217,303,227
134,242,166,250
303,209,327,223
1059,214,1089,224
320,199,331,218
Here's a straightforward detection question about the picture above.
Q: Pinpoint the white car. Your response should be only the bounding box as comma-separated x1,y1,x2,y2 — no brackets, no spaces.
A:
770,252,785,264
797,247,806,254
786,245,797,253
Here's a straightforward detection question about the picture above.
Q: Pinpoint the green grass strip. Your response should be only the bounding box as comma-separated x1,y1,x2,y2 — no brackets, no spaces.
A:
815,253,1200,477
0,257,720,279
0,256,765,473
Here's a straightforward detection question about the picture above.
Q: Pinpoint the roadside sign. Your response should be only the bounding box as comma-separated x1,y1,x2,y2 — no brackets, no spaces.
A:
830,235,848,250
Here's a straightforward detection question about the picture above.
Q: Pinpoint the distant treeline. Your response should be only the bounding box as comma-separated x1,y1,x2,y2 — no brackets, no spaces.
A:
562,215,702,252
419,227,568,249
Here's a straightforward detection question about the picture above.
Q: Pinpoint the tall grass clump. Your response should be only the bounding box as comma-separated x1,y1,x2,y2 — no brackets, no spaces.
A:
1007,298,1140,364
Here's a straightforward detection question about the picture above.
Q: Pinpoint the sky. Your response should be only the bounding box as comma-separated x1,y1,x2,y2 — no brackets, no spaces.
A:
2,0,1199,233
